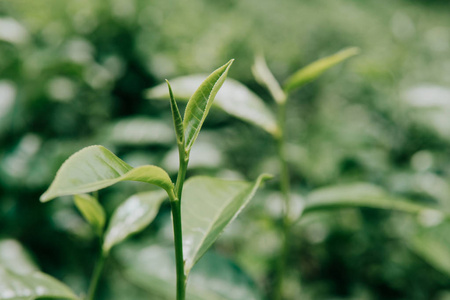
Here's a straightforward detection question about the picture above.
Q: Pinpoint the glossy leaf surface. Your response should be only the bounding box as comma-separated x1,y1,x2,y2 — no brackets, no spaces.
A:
304,182,444,216
74,194,106,236
119,245,261,300
40,145,173,202
103,190,167,253
147,76,277,136
0,267,77,299
284,47,359,92
182,174,271,274
183,60,233,151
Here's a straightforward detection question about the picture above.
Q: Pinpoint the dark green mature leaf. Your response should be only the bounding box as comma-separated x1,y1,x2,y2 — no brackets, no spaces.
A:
283,47,359,93
119,245,262,300
147,74,278,136
40,145,173,202
166,80,184,146
304,182,444,215
0,240,39,275
103,190,167,253
182,174,271,274
183,60,234,152
74,194,106,236
0,267,77,299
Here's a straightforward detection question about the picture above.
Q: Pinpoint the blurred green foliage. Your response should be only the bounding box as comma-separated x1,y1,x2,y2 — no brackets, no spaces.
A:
2,0,450,299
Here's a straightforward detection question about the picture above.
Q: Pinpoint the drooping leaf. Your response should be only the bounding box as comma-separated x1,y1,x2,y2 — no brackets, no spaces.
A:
74,194,106,236
303,182,445,216
166,80,184,146
146,76,277,137
0,239,39,275
103,190,167,253
0,267,77,299
119,245,262,300
182,174,271,274
283,47,360,93
40,145,173,202
183,60,234,152
252,55,286,104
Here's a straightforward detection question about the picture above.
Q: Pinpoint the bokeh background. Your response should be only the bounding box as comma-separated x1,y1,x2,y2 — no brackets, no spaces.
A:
2,0,450,299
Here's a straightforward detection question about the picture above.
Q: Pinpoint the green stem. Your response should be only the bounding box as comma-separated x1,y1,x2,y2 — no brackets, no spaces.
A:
273,99,291,300
86,250,107,300
170,144,189,300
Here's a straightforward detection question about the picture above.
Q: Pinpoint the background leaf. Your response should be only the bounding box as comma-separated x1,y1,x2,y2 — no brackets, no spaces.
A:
283,47,359,93
303,182,445,216
0,239,39,275
118,245,262,300
103,190,167,253
182,174,271,274
0,267,77,300
147,77,277,136
40,145,173,201
74,194,106,236
183,60,234,151
252,55,286,104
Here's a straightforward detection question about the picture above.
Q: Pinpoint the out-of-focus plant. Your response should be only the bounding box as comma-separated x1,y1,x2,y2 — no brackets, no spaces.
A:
8,60,272,300
148,48,450,299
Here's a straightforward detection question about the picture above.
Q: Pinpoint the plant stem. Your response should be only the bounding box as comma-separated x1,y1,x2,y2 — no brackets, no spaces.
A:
170,145,189,300
86,250,107,300
273,99,291,300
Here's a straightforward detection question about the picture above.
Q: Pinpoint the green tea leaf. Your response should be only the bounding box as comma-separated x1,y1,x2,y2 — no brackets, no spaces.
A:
304,182,443,215
103,190,167,253
74,194,106,236
0,239,39,275
0,267,77,299
119,245,262,300
182,174,271,274
252,54,286,104
147,73,278,136
40,145,173,202
183,60,234,152
283,47,359,93
166,80,184,146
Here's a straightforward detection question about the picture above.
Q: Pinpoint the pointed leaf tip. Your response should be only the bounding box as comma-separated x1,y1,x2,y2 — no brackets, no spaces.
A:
183,60,234,152
182,173,270,274
40,145,173,202
283,46,360,93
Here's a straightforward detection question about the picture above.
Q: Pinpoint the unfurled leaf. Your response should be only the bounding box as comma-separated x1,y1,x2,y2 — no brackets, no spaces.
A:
252,55,286,104
182,174,271,274
103,190,167,253
166,80,184,146
0,239,39,275
283,47,359,93
183,60,234,152
119,245,262,300
147,76,277,137
0,267,77,299
40,145,173,202
74,194,106,236
303,182,444,216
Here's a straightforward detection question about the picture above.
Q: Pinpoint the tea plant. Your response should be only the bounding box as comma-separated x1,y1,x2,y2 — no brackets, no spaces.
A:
1,60,272,300
148,48,447,299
